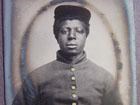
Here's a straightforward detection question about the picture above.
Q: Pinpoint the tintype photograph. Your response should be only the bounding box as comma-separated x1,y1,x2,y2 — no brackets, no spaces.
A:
3,0,137,105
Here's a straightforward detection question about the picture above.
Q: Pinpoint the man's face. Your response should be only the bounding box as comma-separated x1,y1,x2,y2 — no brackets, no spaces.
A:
57,19,88,55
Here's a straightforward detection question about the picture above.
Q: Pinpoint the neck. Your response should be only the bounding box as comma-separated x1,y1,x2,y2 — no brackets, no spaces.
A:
63,52,83,62
57,50,86,64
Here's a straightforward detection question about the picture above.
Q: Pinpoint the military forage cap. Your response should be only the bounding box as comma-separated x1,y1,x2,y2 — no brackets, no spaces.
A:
54,5,91,23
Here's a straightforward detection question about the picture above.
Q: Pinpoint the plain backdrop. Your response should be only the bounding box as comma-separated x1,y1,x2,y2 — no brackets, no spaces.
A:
11,0,131,105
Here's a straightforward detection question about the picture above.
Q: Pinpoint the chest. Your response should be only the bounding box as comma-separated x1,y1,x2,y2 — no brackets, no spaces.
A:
38,70,105,105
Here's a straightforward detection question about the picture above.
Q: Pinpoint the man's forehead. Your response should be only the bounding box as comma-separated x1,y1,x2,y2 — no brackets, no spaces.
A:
59,19,86,28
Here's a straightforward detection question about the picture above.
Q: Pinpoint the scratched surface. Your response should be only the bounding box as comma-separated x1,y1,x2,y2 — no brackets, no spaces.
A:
10,1,129,105
0,0,140,105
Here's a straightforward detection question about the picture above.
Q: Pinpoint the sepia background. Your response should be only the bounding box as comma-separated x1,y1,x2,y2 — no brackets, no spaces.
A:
4,0,132,105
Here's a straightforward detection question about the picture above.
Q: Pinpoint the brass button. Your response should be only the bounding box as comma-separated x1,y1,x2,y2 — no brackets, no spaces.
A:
71,68,75,72
71,85,76,90
71,76,76,81
72,93,77,98
72,102,77,105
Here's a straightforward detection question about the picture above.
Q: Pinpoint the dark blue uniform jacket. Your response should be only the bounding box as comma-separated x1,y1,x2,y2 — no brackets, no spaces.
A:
12,51,123,105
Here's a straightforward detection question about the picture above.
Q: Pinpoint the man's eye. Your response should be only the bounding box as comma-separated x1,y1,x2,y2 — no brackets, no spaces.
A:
59,29,68,34
76,28,85,34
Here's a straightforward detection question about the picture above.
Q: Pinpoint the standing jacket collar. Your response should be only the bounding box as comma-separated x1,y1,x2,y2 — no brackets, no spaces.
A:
56,50,87,65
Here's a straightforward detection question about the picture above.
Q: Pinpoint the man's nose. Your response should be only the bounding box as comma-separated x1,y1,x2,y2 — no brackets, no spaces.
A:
68,30,76,40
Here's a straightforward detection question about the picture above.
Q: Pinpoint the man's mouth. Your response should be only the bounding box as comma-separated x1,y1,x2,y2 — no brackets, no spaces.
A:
66,44,77,48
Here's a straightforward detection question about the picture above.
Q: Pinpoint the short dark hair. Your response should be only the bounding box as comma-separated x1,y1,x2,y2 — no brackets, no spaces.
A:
53,5,91,39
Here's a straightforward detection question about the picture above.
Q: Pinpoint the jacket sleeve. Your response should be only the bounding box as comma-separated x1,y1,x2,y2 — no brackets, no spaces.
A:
12,77,39,105
102,75,123,105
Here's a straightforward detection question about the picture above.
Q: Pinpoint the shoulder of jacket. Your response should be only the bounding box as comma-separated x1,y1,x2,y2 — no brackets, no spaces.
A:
87,59,114,79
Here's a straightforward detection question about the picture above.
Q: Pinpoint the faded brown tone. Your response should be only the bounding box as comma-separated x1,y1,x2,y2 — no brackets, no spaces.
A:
0,0,140,105
11,1,130,105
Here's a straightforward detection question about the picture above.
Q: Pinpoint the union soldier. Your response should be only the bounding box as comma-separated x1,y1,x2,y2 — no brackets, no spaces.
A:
12,5,123,105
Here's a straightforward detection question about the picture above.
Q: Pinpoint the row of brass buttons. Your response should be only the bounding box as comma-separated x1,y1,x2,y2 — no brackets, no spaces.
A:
72,102,77,105
70,67,77,105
